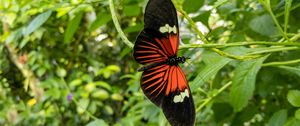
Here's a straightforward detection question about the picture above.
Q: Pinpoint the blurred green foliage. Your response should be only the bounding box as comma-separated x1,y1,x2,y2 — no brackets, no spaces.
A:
0,0,300,125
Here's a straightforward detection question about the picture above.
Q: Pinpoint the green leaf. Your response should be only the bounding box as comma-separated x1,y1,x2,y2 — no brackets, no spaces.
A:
77,99,90,114
56,6,74,18
192,11,211,27
24,10,52,36
190,50,232,92
107,65,120,72
217,1,236,15
183,0,204,13
89,12,112,31
69,79,83,87
229,56,268,112
249,14,280,36
6,28,23,43
94,81,112,91
86,119,109,126
287,90,300,107
64,12,83,44
267,109,287,126
124,23,143,33
296,109,300,120
278,66,300,77
56,67,67,78
212,102,233,122
92,89,109,100
123,5,141,17
36,67,47,77
284,118,300,126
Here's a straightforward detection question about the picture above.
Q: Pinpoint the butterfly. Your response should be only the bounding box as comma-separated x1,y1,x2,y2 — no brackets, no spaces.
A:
133,0,195,126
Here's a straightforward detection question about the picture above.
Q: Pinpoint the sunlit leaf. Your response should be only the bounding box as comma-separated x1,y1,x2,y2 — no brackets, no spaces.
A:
86,119,109,126
92,89,109,100
24,10,52,36
56,67,67,77
89,12,112,31
64,12,83,44
94,81,112,91
111,93,123,101
296,109,300,120
287,90,300,107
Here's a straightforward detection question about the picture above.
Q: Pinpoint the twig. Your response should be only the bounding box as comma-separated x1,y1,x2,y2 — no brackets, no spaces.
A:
263,59,300,67
196,82,232,112
109,0,134,48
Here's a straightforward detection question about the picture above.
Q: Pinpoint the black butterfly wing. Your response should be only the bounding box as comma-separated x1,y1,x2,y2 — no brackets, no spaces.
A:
133,0,195,125
144,0,178,32
141,65,195,126
134,0,179,64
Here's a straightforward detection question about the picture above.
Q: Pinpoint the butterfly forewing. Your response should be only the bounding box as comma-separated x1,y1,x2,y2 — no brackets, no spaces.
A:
133,0,195,125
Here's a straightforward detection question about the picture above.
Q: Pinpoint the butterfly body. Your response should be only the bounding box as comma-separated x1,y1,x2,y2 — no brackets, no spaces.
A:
133,0,195,125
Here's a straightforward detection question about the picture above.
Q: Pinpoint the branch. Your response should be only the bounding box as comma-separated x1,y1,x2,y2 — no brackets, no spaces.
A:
179,41,300,49
259,0,290,41
263,59,300,67
247,46,299,55
173,0,262,60
109,0,134,49
2,22,44,101
196,81,232,112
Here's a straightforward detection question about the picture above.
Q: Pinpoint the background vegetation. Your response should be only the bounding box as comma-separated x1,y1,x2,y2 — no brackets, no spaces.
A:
1,0,300,125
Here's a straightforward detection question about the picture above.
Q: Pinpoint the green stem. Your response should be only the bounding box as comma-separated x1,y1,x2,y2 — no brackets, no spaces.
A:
173,1,257,60
211,48,261,60
196,82,232,112
291,33,300,41
109,0,134,48
260,0,290,41
276,3,300,17
284,0,292,33
179,41,300,49
247,46,299,55
176,7,209,44
262,59,300,67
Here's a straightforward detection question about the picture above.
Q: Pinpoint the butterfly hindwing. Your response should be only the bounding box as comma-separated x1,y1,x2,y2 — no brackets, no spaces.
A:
141,65,195,126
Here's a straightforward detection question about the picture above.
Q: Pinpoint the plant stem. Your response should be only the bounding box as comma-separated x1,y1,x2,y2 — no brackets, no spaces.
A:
291,33,300,41
263,59,300,67
173,0,272,60
276,3,300,17
2,22,44,101
109,0,134,48
284,0,292,33
247,46,299,55
259,0,290,41
179,41,300,49
196,82,232,112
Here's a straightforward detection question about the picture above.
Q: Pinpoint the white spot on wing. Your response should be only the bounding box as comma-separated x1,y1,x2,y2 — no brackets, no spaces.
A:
159,24,177,34
173,89,189,103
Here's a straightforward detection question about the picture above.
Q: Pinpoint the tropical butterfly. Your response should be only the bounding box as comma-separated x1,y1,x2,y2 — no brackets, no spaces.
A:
133,0,195,126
